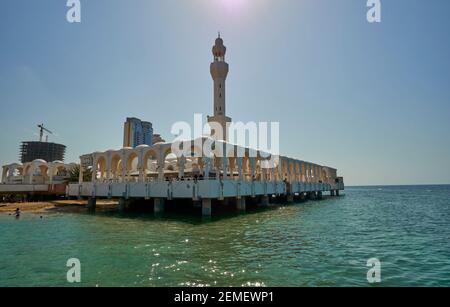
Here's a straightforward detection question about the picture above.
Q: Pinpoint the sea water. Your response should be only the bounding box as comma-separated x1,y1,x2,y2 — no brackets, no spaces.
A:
0,185,449,287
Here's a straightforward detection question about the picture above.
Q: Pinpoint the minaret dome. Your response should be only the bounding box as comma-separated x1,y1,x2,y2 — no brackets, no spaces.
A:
212,37,227,61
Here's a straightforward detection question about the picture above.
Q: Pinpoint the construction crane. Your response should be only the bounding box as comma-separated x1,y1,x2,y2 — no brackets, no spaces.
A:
37,123,53,142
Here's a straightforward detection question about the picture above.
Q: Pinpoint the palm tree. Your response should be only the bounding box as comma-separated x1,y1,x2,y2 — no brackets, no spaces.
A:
69,165,92,183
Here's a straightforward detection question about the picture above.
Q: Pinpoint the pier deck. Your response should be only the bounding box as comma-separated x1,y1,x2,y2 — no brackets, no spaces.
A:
69,180,344,200
0,183,67,195
68,179,344,216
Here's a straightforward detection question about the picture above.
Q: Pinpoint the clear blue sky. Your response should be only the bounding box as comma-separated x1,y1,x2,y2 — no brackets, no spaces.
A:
1,0,449,186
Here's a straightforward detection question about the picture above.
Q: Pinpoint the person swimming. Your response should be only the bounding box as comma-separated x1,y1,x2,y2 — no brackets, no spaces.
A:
15,208,21,219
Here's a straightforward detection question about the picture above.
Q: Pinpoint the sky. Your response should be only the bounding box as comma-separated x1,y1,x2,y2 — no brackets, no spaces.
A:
0,0,449,186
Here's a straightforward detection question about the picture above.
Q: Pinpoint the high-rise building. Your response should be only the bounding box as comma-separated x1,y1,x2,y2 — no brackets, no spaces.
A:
20,141,66,163
123,117,153,148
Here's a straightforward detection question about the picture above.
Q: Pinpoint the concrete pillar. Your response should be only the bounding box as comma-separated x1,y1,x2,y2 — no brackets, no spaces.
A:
87,197,96,212
1,166,6,184
222,157,228,179
303,163,306,182
49,167,54,185
317,191,323,200
203,157,211,179
154,198,165,214
261,195,270,207
285,163,290,182
138,167,145,182
237,157,244,181
121,160,126,183
298,163,302,182
78,164,84,184
178,156,186,179
28,167,34,184
299,192,305,201
279,159,284,181
118,198,129,212
302,165,306,182
91,156,97,183
157,158,165,181
270,166,275,182
105,167,111,181
249,157,256,179
237,197,246,212
260,168,266,181
202,198,212,217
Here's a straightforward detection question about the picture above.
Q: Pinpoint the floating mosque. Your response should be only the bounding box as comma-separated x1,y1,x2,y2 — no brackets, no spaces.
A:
2,36,344,215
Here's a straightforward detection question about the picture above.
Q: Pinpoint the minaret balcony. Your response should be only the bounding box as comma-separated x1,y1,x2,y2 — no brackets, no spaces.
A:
210,62,229,79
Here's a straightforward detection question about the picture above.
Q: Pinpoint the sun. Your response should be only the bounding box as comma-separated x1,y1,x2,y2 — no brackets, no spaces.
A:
198,0,263,22
219,0,250,12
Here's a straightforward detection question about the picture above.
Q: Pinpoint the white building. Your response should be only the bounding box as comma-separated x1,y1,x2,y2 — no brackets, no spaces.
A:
67,36,344,216
1,36,344,214
1,160,77,185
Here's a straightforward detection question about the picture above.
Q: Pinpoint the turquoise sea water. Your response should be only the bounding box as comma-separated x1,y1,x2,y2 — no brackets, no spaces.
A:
0,185,449,287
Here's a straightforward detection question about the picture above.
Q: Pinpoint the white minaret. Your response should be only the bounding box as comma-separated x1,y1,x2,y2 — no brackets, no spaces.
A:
208,34,232,141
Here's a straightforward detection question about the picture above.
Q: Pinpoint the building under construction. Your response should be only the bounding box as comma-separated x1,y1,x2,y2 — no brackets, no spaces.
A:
20,141,66,163
18,123,66,163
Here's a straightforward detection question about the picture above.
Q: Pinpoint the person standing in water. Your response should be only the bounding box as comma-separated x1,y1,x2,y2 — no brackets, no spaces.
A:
15,208,21,219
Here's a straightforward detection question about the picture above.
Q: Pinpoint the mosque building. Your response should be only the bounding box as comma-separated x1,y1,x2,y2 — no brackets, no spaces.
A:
2,36,344,215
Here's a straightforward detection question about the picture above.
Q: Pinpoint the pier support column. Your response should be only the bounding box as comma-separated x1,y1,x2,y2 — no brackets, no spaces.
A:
118,198,129,212
154,198,165,215
260,195,270,207
308,192,317,200
87,197,96,212
299,193,306,201
202,198,212,217
317,191,323,200
237,197,246,212
336,190,340,197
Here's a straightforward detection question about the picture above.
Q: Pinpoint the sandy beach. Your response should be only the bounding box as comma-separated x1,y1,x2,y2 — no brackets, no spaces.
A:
0,200,119,215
